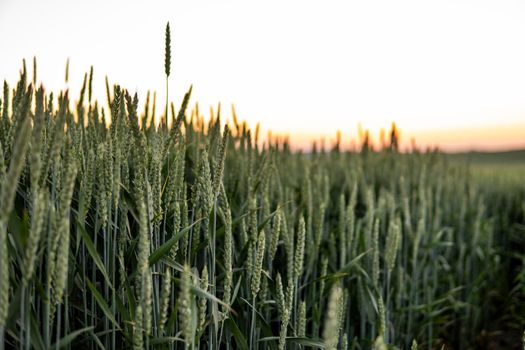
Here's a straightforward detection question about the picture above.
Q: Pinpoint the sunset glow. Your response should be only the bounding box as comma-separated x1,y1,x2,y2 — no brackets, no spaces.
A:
1,0,524,151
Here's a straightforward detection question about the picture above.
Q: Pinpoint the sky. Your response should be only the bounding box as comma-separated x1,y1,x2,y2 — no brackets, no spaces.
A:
0,0,524,151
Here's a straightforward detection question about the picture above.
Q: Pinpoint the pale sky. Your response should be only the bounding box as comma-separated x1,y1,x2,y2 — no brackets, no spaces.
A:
1,0,524,151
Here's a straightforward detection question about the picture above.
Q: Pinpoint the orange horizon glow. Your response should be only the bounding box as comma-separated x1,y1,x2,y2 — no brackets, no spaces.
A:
261,122,525,153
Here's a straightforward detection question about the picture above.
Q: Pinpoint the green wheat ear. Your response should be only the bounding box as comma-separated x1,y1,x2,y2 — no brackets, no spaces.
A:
164,21,171,121
65,57,70,84
165,22,171,78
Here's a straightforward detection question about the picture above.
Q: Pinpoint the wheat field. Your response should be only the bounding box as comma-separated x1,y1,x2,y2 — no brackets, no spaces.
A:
0,24,524,350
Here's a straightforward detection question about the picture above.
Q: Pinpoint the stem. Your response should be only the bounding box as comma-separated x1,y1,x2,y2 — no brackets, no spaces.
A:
250,296,256,350
92,215,98,343
112,207,118,350
294,279,298,335
25,285,31,350
55,303,61,350
65,294,69,350
44,300,49,348
386,271,391,343
165,77,169,126
21,286,25,349
218,319,225,350
81,240,88,347
103,224,108,349
0,325,5,350
210,194,218,348
187,209,195,264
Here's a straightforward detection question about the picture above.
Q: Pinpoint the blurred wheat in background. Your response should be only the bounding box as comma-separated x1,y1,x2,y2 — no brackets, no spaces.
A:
0,22,524,350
